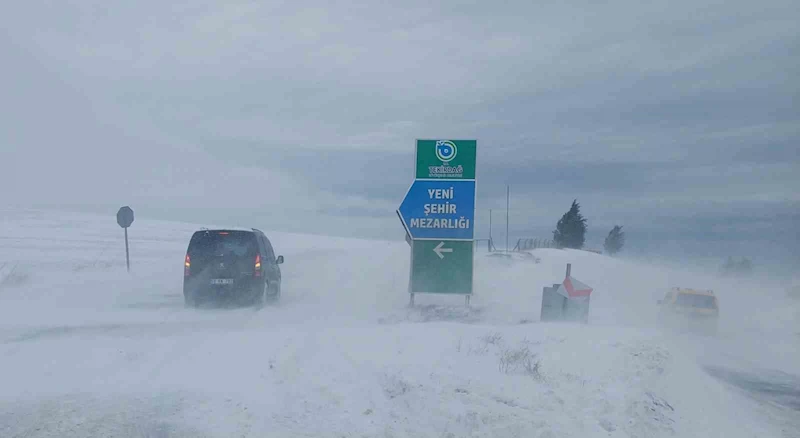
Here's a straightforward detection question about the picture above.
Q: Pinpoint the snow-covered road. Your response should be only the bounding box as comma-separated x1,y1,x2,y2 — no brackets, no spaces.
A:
1,210,797,437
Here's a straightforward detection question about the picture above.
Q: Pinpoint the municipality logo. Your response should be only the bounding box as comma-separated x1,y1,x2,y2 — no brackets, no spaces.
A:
435,140,457,163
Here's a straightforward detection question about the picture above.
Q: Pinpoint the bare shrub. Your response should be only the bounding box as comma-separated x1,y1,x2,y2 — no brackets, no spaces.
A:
467,332,505,356
382,373,413,399
498,345,530,374
480,332,504,347
520,337,541,347
522,354,543,380
0,264,30,289
498,344,542,380
467,343,489,356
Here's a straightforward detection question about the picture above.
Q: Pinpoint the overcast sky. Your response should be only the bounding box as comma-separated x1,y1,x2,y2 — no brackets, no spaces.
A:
1,1,798,268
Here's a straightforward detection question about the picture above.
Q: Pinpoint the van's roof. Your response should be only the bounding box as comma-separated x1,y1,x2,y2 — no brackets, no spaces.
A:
192,227,262,234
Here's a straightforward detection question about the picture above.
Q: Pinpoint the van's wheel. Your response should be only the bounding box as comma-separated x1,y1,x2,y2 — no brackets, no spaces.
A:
266,282,281,304
252,282,267,308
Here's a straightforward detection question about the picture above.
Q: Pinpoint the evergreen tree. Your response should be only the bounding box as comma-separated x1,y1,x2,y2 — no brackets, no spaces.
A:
739,257,753,274
552,199,587,249
603,225,625,255
721,256,754,276
722,256,736,274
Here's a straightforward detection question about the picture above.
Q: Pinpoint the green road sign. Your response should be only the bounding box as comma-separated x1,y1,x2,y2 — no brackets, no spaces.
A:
410,240,474,295
415,140,476,180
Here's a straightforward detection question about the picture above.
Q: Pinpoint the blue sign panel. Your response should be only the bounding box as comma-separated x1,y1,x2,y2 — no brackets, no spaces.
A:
398,180,476,240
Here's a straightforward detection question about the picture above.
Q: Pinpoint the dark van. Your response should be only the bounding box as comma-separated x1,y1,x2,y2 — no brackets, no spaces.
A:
183,228,283,308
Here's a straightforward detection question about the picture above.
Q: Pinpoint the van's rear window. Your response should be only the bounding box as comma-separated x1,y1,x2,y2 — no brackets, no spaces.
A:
675,293,716,309
188,231,257,257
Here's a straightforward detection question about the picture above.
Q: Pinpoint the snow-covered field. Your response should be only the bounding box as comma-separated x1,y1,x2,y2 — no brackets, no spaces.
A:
1,209,798,437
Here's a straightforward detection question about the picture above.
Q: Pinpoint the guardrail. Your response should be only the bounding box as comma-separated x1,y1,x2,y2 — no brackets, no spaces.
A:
513,238,557,251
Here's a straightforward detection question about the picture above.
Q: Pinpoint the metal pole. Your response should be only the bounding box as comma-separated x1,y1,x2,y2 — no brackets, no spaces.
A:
408,239,417,308
489,209,492,240
124,227,130,273
505,185,510,253
566,263,571,278
489,209,492,251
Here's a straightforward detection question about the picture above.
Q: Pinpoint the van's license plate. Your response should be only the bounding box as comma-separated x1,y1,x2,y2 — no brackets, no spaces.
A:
210,279,234,285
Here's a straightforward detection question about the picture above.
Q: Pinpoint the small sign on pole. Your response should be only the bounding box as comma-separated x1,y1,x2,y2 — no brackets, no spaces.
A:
116,206,134,272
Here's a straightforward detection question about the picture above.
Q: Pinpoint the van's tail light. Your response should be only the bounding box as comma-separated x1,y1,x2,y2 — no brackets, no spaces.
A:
184,254,191,277
254,254,262,277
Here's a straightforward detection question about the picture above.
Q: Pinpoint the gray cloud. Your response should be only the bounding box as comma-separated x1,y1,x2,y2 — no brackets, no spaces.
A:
2,0,798,269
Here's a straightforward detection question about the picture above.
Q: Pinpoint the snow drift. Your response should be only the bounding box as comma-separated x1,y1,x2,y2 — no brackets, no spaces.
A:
0,209,796,437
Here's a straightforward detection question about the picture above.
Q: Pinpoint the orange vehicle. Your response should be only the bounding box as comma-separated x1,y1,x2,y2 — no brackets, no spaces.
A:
657,287,719,335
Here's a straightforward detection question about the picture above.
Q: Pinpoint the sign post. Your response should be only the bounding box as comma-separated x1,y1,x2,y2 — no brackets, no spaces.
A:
116,206,134,272
397,140,477,306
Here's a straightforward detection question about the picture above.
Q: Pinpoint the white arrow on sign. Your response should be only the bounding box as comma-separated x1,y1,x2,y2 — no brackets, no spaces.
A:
433,241,454,259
